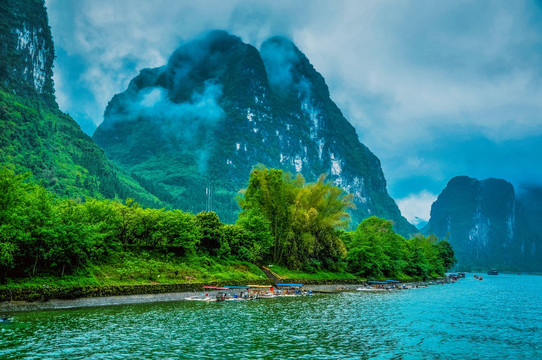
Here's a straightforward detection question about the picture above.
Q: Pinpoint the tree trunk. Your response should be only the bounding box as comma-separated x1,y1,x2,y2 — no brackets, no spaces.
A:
32,254,38,276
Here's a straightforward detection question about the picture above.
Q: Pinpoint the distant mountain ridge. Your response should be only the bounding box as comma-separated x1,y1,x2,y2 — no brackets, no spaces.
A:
424,176,542,271
0,0,162,207
93,31,416,235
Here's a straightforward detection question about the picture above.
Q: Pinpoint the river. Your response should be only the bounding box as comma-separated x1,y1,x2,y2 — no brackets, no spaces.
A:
1,274,541,359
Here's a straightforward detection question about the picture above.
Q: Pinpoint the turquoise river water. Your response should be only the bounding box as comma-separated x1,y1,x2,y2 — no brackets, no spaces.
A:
1,274,541,359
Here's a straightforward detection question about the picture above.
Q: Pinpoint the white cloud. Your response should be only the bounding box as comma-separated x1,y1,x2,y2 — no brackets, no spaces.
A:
45,0,542,198
396,191,437,226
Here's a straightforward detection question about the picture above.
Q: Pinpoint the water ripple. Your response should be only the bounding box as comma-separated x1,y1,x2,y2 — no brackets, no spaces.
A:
1,275,541,359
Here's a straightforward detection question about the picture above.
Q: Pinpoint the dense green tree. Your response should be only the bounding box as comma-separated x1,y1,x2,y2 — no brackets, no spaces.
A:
238,166,294,263
0,167,28,279
155,210,199,253
235,209,273,263
238,166,353,270
195,211,228,256
223,224,253,262
347,217,395,277
404,236,431,278
435,239,457,271
347,217,452,279
287,174,352,270
46,200,90,276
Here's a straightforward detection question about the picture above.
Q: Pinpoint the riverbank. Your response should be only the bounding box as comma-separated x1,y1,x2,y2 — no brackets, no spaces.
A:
0,279,445,313
0,278,367,303
0,283,358,312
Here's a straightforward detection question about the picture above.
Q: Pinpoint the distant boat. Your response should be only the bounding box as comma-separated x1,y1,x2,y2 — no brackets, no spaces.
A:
487,269,498,275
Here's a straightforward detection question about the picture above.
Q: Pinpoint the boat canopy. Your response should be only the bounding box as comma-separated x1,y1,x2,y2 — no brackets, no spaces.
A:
276,283,303,287
246,285,273,288
367,281,387,284
385,280,400,283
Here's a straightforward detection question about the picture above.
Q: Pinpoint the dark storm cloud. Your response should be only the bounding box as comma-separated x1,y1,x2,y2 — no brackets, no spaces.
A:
45,0,542,222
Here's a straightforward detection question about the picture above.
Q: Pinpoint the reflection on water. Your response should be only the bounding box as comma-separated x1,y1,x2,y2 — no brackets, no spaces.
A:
1,274,541,359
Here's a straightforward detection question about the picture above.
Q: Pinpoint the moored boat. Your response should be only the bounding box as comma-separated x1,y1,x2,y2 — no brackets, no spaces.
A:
184,295,215,302
487,269,498,275
275,283,309,296
356,287,388,291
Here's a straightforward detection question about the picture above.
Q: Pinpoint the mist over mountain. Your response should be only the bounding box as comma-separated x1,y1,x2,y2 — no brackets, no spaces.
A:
424,176,542,271
0,0,161,207
93,30,416,235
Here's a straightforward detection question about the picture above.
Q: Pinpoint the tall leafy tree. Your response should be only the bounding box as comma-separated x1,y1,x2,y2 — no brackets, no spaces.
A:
238,166,353,270
235,209,273,263
195,211,228,256
238,166,294,263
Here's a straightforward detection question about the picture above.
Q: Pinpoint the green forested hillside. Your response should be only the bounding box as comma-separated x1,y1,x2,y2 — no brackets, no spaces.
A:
0,0,162,207
0,89,163,206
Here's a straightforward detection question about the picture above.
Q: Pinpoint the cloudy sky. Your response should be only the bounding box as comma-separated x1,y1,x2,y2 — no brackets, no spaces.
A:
45,0,542,226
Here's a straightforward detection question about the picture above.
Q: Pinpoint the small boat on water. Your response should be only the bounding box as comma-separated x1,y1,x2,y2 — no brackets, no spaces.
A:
487,269,498,275
356,287,388,292
275,283,312,296
184,296,216,302
357,280,401,291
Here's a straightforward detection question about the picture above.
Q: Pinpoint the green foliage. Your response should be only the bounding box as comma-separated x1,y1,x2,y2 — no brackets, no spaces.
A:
238,165,353,271
0,166,455,284
347,217,401,278
267,264,357,281
0,166,92,279
195,211,228,256
435,239,457,271
235,209,273,263
0,88,163,209
0,167,199,280
347,217,453,279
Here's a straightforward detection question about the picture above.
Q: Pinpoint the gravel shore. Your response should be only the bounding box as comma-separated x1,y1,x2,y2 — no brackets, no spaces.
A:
0,284,364,312
0,282,443,313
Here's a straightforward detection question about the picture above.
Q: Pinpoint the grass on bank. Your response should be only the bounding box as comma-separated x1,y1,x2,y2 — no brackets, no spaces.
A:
268,264,360,281
268,265,428,283
0,252,376,290
0,251,268,290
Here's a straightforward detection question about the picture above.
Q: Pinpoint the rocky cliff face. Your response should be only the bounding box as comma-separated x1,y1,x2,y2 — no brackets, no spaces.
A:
425,176,541,271
0,0,162,207
94,31,416,235
0,0,55,104
515,185,542,270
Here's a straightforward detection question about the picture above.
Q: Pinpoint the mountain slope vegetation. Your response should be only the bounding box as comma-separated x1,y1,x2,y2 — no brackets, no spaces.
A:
0,0,162,207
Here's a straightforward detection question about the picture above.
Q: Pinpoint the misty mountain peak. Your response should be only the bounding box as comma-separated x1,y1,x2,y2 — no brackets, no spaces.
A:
164,30,245,102
260,36,329,100
94,31,416,235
